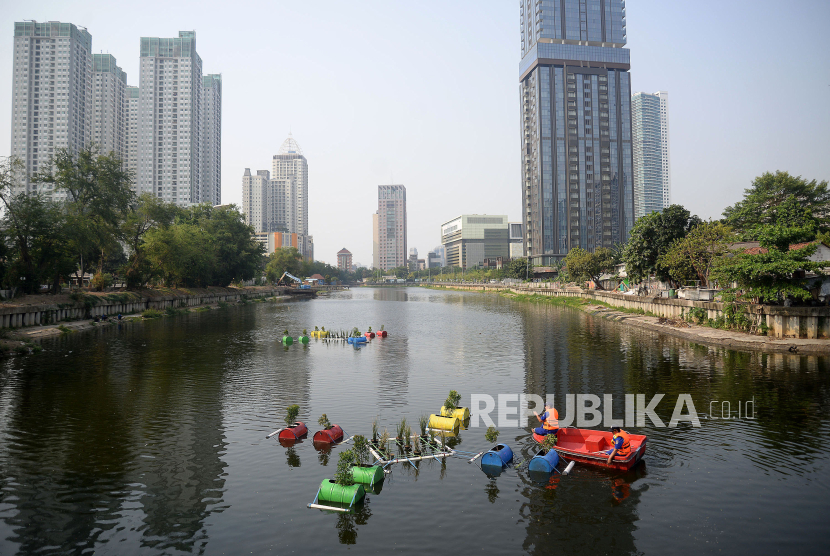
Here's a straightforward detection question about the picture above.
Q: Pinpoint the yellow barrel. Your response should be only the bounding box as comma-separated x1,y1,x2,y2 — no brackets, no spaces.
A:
310,331,329,338
428,414,460,434
440,406,470,421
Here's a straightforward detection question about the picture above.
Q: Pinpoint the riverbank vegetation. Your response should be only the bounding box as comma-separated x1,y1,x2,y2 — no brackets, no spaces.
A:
0,150,263,294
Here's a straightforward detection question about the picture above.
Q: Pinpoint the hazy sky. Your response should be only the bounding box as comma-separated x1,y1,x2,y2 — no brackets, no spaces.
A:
2,1,828,266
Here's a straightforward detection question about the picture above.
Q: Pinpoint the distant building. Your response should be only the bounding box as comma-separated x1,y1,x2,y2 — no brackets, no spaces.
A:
373,184,407,271
272,134,308,238
254,232,313,261
337,248,353,272
428,245,445,268
242,169,288,233
441,215,509,269
408,248,419,272
632,91,670,218
509,222,524,260
125,86,140,183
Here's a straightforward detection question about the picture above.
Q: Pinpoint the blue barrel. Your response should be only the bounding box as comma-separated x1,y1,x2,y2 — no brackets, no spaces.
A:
347,336,368,345
480,444,513,468
528,448,559,473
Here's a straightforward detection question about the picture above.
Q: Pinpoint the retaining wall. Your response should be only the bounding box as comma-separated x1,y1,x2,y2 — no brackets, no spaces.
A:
0,287,292,329
428,283,830,340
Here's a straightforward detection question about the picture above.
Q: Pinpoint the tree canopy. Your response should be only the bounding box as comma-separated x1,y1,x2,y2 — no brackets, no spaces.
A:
564,247,616,289
623,205,701,283
659,221,734,288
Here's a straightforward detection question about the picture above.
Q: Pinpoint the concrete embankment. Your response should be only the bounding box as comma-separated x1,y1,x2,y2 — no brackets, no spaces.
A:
0,285,345,338
427,283,830,354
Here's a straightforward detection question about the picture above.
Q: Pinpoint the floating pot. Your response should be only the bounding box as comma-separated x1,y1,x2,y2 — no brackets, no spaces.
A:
347,336,368,345
300,336,309,344
313,424,344,443
378,330,387,338
282,336,293,345
528,448,560,474
480,444,513,468
278,421,308,441
317,479,365,505
350,464,384,486
440,406,470,421
428,414,460,434
364,331,375,339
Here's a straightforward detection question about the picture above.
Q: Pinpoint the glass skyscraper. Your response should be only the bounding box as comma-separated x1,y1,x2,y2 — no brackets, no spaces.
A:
632,91,670,218
520,0,634,265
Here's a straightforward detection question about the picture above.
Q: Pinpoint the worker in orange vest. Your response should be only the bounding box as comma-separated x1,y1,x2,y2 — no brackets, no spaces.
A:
606,426,631,464
533,404,559,436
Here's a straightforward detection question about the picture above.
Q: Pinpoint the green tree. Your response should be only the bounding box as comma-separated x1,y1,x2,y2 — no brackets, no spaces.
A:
623,205,701,283
723,171,830,238
659,221,734,288
564,247,616,289
505,257,532,280
37,147,135,283
120,193,179,288
265,247,303,283
144,222,214,287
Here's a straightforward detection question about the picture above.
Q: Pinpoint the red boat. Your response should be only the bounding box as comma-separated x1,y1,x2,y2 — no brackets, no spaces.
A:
313,424,344,444
533,427,647,471
278,421,308,441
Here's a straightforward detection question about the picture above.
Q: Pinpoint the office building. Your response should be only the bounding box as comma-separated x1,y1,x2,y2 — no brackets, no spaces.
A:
254,232,313,260
373,184,407,271
201,74,222,206
372,213,380,269
125,86,139,181
241,168,290,232
272,134,308,237
441,215,509,269
137,31,203,205
632,91,670,218
509,222,524,259
337,248,353,272
11,21,93,199
520,0,634,266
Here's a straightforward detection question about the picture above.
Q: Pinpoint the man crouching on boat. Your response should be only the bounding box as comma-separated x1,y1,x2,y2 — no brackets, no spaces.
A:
533,404,559,436
606,427,631,464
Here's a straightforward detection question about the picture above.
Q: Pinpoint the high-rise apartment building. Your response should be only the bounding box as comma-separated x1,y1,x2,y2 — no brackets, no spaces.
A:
137,31,203,205
272,134,308,236
520,0,634,266
92,54,127,158
242,168,289,233
125,86,139,182
201,74,222,206
373,185,407,271
11,21,93,199
632,91,670,218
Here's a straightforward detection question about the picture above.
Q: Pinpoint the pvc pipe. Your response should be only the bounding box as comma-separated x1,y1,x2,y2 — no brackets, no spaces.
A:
468,451,485,463
563,461,575,475
307,503,350,513
381,453,450,464
266,428,283,439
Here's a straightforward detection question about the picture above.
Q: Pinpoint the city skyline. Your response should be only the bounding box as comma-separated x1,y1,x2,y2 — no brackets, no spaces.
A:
2,1,828,266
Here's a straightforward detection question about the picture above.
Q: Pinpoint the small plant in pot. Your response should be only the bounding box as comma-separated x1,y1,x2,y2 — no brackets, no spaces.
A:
318,413,332,430
413,435,422,456
396,418,407,445
419,415,429,439
540,432,557,453
285,404,300,426
352,435,371,467
379,428,391,458
405,426,412,450
352,327,361,338
334,449,356,486
485,426,500,445
371,417,379,445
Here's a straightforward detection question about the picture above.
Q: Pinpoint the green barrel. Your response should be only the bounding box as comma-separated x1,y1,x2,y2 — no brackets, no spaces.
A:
282,336,293,345
351,465,384,486
317,479,365,505
300,336,309,344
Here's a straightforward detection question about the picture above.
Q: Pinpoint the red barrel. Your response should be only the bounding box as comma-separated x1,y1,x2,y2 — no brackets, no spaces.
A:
279,421,308,440
379,331,387,338
364,332,376,339
313,424,344,443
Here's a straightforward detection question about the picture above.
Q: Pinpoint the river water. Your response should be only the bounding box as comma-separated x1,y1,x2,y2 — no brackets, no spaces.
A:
0,287,827,555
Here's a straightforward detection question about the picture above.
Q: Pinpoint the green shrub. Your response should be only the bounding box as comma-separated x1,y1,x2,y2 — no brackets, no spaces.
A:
142,309,163,319
485,426,500,444
57,324,74,335
285,404,300,425
334,449,356,486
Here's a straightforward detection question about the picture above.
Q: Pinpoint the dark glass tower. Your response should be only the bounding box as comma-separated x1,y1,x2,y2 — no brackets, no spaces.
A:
520,0,634,265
